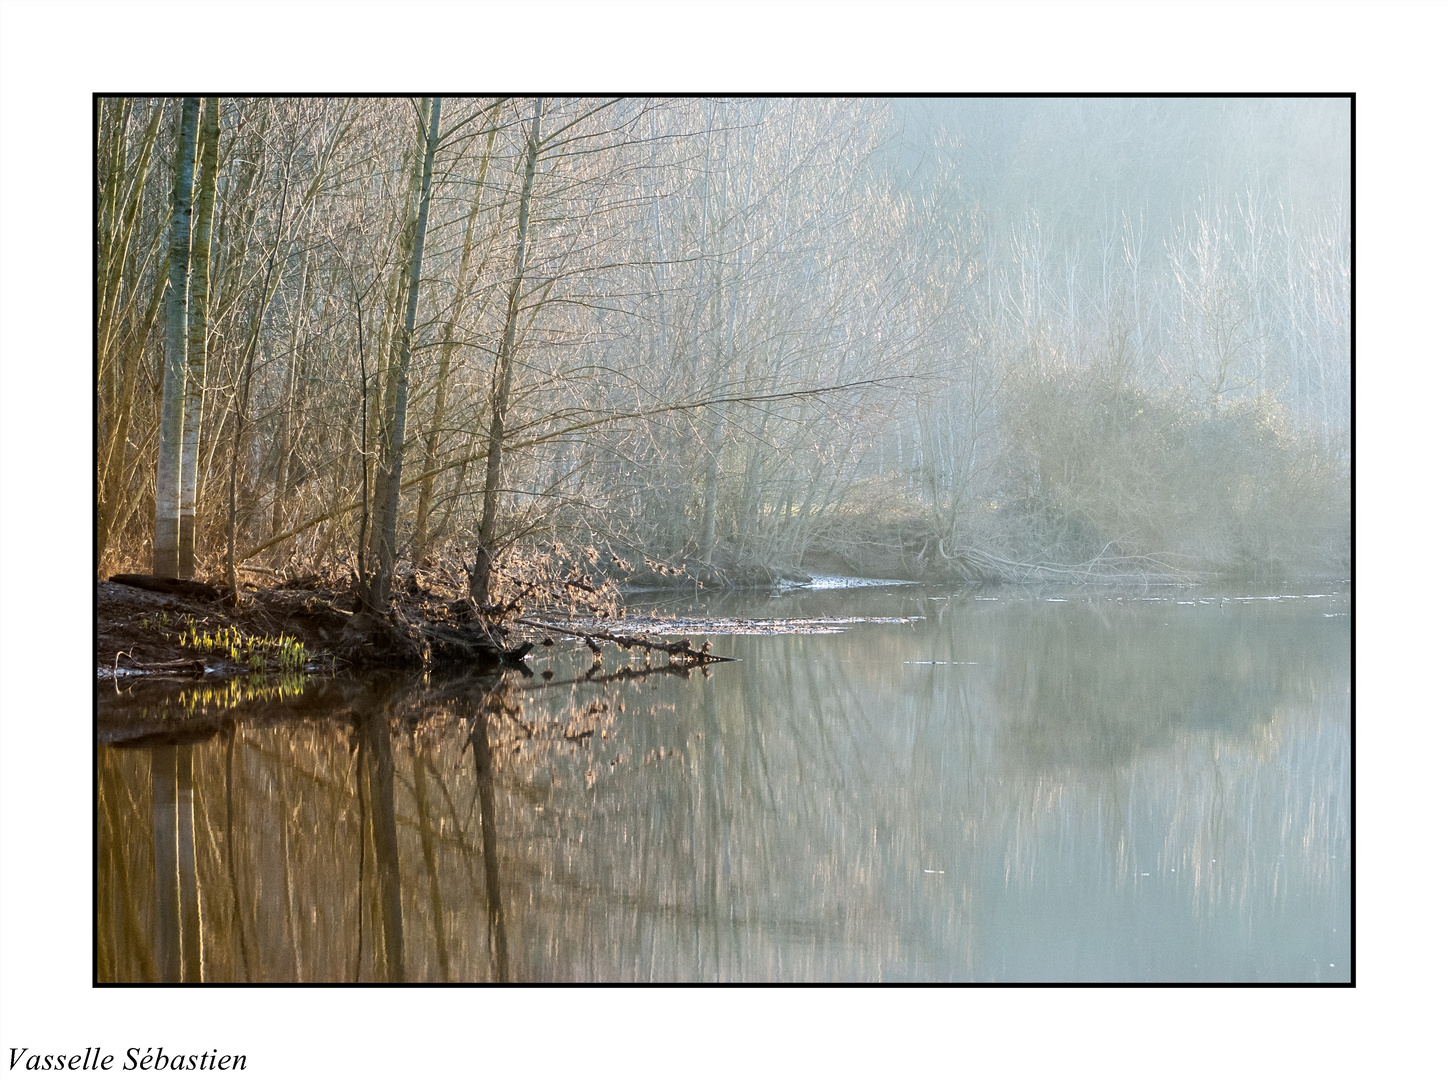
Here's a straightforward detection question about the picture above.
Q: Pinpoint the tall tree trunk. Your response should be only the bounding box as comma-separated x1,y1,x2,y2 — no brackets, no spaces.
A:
153,98,198,578
360,115,427,579
413,113,498,562
367,96,441,612
471,98,543,608
365,173,421,563
179,96,220,578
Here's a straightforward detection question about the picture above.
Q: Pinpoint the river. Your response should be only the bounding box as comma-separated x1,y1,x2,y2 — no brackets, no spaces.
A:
96,581,1351,983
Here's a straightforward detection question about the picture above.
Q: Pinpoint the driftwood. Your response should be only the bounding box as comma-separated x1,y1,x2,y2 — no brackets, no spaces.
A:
109,574,227,601
514,617,733,664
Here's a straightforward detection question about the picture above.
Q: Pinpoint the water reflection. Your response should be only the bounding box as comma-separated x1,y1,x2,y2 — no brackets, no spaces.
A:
96,586,1350,982
468,689,509,983
359,695,404,982
149,744,201,981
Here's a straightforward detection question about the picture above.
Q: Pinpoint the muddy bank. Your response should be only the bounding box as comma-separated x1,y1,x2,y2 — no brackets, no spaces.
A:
95,572,729,682
96,573,527,680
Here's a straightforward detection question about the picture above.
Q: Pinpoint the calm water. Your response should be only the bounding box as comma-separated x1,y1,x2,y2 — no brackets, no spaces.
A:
96,583,1351,983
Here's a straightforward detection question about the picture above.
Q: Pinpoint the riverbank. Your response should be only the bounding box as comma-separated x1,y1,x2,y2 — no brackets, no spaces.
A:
95,571,726,681
96,572,526,680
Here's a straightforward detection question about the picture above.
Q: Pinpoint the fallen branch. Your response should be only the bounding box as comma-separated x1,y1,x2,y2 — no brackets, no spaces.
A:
513,617,733,664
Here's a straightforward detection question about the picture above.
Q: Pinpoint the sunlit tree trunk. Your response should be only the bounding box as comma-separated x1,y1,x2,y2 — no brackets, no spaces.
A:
153,97,198,577
180,96,220,577
471,98,542,608
367,96,441,612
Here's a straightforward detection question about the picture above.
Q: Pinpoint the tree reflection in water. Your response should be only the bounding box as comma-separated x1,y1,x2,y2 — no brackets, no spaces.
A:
358,698,404,982
97,590,1350,982
469,684,509,983
148,744,201,981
